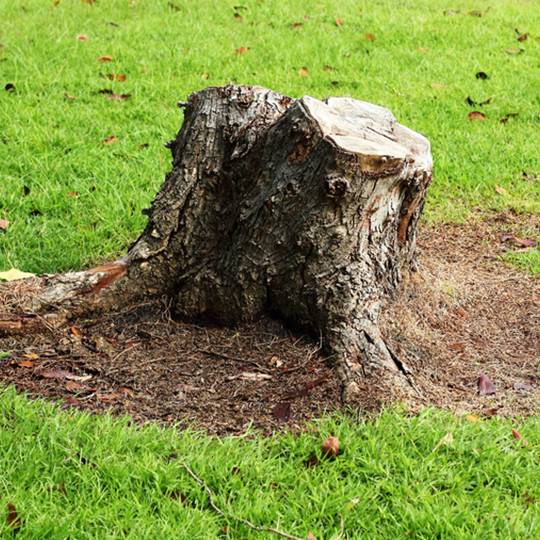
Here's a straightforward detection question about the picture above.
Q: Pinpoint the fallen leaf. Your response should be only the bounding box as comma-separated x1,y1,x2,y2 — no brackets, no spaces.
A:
37,369,92,382
321,435,340,458
76,34,88,41
478,373,496,395
291,22,303,29
431,82,445,89
505,47,524,55
483,407,499,417
468,111,486,121
105,73,126,81
448,342,466,353
511,428,522,440
65,380,83,391
69,326,82,338
466,414,480,423
98,392,122,403
298,66,309,77
23,353,39,360
6,502,22,532
64,92,76,100
363,32,376,41
16,360,34,368
516,31,529,42
234,12,243,21
97,55,113,63
514,382,532,392
0,268,36,281
235,46,249,55
307,533,317,540
432,432,454,452
0,219,9,230
323,65,334,72
67,191,79,198
513,237,536,248
106,93,131,101
101,135,118,144
5,83,15,92
475,71,489,80
269,355,283,367
335,17,344,26
417,47,429,53
201,72,209,80
272,402,291,421
495,185,507,195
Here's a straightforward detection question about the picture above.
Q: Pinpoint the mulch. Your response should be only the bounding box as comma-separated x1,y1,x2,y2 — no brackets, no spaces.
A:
0,211,538,434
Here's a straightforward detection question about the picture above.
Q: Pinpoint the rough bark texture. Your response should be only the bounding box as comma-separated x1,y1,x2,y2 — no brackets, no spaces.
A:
1,85,432,405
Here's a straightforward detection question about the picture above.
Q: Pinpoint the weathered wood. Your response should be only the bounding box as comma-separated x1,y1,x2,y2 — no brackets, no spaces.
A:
1,85,432,405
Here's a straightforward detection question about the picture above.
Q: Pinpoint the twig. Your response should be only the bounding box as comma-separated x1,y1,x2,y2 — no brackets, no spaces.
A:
180,462,303,540
196,348,271,372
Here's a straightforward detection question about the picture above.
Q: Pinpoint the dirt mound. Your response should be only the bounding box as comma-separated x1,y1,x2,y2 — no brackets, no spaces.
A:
0,213,538,434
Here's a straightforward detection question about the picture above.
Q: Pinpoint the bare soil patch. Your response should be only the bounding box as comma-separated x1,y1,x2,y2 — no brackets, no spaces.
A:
0,213,538,434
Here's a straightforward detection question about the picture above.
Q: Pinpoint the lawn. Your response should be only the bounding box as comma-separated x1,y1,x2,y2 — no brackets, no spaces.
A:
0,1,539,538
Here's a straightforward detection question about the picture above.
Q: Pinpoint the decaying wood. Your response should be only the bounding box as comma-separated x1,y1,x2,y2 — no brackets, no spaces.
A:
0,85,432,405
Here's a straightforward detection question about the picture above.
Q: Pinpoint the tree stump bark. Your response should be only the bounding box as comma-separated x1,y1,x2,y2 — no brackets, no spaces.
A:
1,85,432,406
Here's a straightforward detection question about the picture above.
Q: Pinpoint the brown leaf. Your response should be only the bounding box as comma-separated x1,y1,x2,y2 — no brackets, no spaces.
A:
234,13,243,22
512,237,537,248
106,93,131,101
505,47,524,55
76,34,88,41
335,17,344,26
431,82,445,89
106,73,126,81
37,369,92,382
512,428,523,440
0,219,9,231
16,360,34,368
69,326,82,338
98,392,122,403
468,111,486,121
101,135,118,144
321,435,340,458
298,66,309,77
97,55,113,63
448,342,465,353
478,373,496,395
483,406,499,417
65,380,83,391
235,46,249,56
67,191,79,198
494,185,507,195
516,32,529,42
291,22,303,29
6,502,22,532
363,32,376,41
323,65,334,72
272,402,291,421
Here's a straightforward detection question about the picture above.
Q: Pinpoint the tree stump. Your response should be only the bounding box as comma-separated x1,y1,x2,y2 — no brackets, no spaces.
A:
0,85,432,406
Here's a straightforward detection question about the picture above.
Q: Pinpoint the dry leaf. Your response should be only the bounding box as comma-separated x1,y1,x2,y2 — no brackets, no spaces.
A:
272,402,291,421
505,47,524,55
16,360,34,368
98,392,122,403
107,93,131,101
67,191,79,198
494,185,507,195
307,533,316,540
97,55,113,63
466,414,480,423
0,219,9,230
201,72,209,80
298,66,309,77
432,432,454,452
76,34,88,41
101,135,118,144
431,82,444,89
321,435,340,458
65,380,83,391
0,268,36,281
363,32,376,41
448,342,465,353
323,65,334,72
512,237,536,248
468,111,486,121
291,22,303,29
335,18,344,26
6,502,22,532
37,369,92,382
23,353,39,360
511,428,522,440
64,92,76,100
417,47,428,53
516,32,529,42
478,373,496,395
106,73,126,81
235,46,249,55
69,326,82,337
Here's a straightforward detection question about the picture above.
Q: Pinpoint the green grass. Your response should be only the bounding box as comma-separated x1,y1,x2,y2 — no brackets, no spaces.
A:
0,0,538,274
0,387,538,539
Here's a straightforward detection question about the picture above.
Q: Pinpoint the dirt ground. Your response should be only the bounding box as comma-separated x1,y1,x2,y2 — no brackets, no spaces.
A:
0,212,538,434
